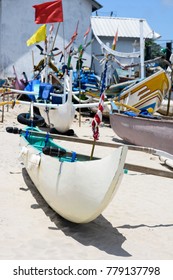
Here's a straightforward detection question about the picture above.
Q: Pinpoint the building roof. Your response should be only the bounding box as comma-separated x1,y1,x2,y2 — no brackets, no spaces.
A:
89,0,102,12
91,16,161,39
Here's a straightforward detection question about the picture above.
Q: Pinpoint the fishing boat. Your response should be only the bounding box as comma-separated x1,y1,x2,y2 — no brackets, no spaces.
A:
0,85,75,133
36,74,76,133
73,67,100,92
0,71,105,133
109,110,173,155
72,79,137,104
12,127,127,223
157,98,173,116
75,68,171,117
113,68,171,113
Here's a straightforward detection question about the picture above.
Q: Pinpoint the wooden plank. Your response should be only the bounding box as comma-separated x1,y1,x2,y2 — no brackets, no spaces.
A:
124,163,173,179
25,129,156,154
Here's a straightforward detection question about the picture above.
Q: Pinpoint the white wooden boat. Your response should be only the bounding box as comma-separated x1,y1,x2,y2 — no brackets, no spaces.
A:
38,93,76,133
0,89,75,133
0,72,108,133
18,127,127,223
0,77,75,133
0,92,111,132
109,111,173,155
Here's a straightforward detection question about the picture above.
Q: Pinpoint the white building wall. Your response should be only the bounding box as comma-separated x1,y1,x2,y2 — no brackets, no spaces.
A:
0,0,93,79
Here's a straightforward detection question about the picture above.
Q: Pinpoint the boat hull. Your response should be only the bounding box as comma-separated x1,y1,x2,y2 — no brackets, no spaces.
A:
157,99,173,116
39,101,76,132
79,69,171,117
113,69,171,113
110,112,173,155
20,133,127,223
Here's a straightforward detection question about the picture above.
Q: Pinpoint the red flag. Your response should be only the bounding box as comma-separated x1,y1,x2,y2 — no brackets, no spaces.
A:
92,92,105,141
33,0,63,24
92,59,108,141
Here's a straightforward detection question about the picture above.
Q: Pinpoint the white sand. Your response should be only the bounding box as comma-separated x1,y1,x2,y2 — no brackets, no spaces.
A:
0,105,173,260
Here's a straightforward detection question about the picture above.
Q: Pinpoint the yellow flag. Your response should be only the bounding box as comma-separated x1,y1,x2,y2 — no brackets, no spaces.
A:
26,24,46,46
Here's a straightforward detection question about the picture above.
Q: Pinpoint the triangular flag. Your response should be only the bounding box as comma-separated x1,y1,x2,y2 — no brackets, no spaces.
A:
26,24,46,46
64,20,79,50
112,29,118,50
83,24,91,44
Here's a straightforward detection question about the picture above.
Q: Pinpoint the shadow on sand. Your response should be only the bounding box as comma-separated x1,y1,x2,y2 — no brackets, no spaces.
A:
21,168,131,258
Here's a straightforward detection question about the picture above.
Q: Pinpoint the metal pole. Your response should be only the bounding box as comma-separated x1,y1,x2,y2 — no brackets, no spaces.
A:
140,19,145,79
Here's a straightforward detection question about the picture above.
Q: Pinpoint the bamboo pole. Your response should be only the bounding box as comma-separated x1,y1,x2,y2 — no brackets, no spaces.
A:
166,62,173,116
13,128,155,152
51,23,61,51
0,100,20,106
32,50,34,68
1,93,5,122
10,128,173,179
78,70,82,127
90,56,109,159
7,93,9,112
90,139,96,160
113,101,140,113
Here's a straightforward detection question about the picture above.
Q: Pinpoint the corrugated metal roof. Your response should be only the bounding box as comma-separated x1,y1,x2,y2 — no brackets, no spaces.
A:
91,16,160,39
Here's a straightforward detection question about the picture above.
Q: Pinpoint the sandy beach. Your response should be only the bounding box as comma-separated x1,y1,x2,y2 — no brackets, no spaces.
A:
0,105,173,260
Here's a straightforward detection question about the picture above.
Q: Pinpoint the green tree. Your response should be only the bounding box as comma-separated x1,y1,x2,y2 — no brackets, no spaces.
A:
145,39,162,60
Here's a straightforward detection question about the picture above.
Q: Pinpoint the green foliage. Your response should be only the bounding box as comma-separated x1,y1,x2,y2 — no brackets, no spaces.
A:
145,39,163,60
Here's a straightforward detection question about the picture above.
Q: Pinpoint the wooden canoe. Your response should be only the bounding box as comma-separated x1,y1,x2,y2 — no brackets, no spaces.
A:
19,127,128,223
109,111,173,155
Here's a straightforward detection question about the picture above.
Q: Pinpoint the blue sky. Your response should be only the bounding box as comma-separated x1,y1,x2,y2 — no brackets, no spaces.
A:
96,0,173,47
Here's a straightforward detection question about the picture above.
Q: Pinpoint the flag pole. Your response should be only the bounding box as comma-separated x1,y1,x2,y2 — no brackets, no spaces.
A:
32,0,64,82
32,50,35,75
51,22,61,51
44,27,49,83
90,56,108,160
90,139,96,160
